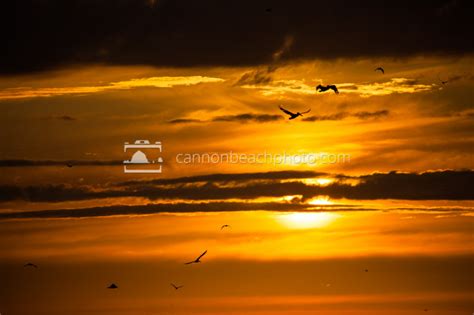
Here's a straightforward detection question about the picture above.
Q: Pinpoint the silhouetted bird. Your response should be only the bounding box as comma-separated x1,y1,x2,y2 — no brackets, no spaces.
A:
107,283,118,289
279,105,311,120
24,262,38,268
316,84,339,94
66,163,73,168
185,250,207,264
171,283,184,290
364,269,369,272
438,75,448,85
375,67,385,74
221,224,230,230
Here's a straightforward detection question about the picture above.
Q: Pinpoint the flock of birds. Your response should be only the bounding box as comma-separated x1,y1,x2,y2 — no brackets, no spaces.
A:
278,66,451,121
278,66,386,120
23,224,232,291
20,64,452,313
22,224,435,310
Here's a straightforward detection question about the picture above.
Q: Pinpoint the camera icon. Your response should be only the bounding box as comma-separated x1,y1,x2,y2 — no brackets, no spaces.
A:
123,140,163,173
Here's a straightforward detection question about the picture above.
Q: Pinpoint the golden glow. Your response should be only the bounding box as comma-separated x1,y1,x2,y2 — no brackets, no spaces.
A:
308,196,333,205
277,212,339,229
0,75,225,100
303,178,334,186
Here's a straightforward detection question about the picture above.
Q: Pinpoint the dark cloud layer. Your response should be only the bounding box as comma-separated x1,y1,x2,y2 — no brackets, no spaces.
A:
0,202,363,219
212,113,283,123
0,170,472,203
169,111,389,124
169,113,284,124
2,0,473,74
303,110,390,121
0,160,122,167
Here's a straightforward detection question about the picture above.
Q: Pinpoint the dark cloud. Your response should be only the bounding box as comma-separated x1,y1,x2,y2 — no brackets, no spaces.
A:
2,0,473,74
120,170,328,186
0,202,364,219
0,160,122,167
212,113,283,123
168,113,284,124
49,115,77,121
352,110,390,119
0,170,472,203
235,67,275,86
303,110,390,121
235,36,293,86
168,118,203,124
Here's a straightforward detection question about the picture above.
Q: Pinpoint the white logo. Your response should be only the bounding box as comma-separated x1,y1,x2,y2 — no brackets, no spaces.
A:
123,140,163,173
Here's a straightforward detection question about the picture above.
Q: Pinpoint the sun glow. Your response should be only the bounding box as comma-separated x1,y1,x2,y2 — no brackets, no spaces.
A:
277,212,339,229
308,196,333,205
303,178,334,186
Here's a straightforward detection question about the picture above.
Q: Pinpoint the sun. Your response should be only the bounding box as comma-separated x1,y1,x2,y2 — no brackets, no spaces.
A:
277,212,339,229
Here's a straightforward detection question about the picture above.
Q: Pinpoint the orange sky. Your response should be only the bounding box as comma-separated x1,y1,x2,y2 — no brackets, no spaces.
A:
0,33,473,315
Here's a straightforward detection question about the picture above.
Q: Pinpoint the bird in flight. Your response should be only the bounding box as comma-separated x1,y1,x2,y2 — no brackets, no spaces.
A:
438,75,448,85
279,105,311,120
375,67,385,74
171,283,184,290
316,84,339,94
221,224,230,230
107,283,118,289
364,269,369,272
24,262,38,268
185,250,207,264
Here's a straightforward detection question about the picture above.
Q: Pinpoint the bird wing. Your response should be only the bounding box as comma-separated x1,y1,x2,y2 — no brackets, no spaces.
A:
300,109,311,114
279,105,295,116
330,85,339,94
171,283,177,289
196,250,207,260
184,261,194,265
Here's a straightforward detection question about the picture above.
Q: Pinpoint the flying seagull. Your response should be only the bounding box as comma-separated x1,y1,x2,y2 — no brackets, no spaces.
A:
23,262,38,268
221,224,230,230
375,67,385,74
107,283,118,289
279,105,311,120
171,283,184,290
185,250,207,265
316,84,339,94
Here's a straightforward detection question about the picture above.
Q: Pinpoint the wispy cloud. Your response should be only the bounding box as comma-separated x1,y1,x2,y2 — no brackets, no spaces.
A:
340,78,435,97
168,113,284,124
303,110,390,122
0,76,225,100
45,115,77,121
235,36,294,86
241,78,435,97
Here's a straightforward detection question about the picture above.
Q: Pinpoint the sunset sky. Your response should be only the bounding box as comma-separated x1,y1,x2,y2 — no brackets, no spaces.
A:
0,1,473,314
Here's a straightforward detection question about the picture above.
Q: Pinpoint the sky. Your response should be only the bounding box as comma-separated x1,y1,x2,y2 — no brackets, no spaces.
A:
0,1,473,314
